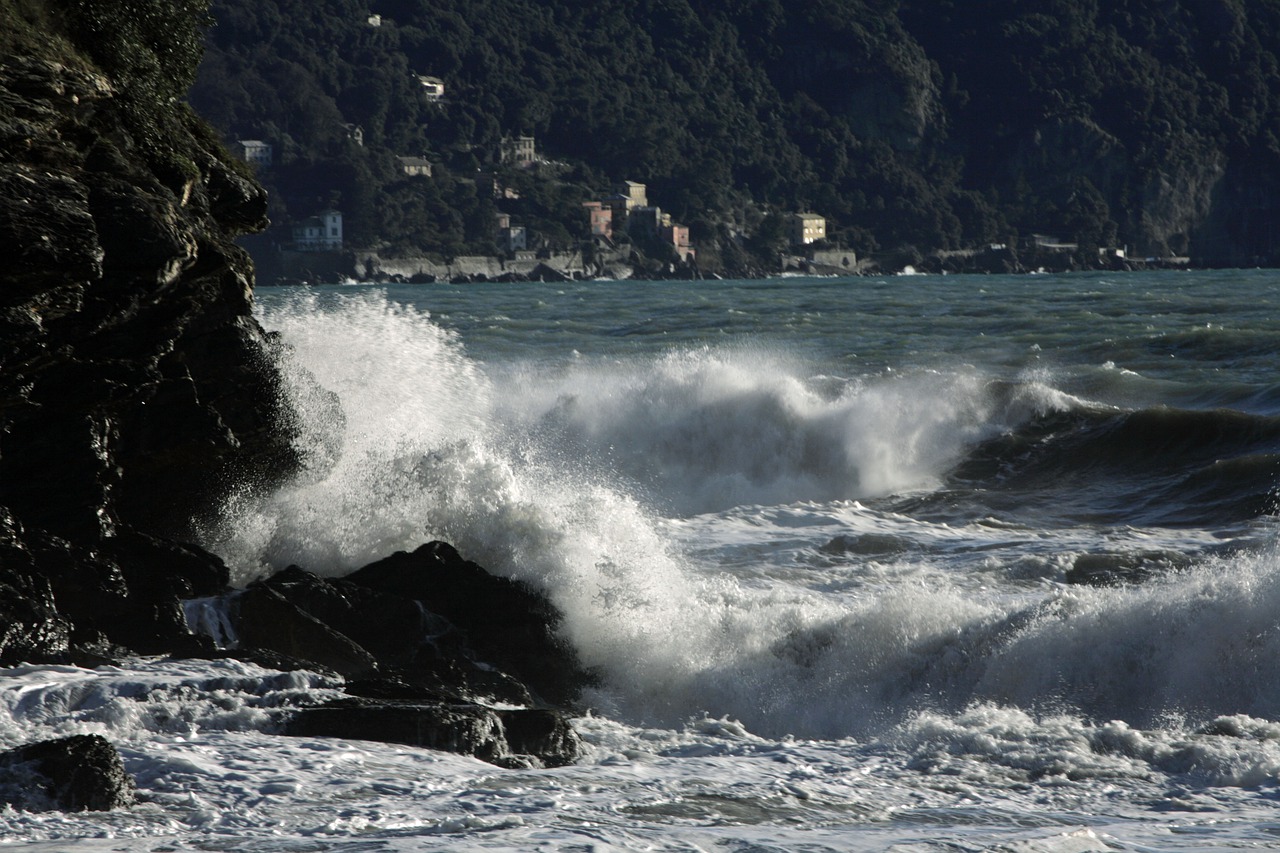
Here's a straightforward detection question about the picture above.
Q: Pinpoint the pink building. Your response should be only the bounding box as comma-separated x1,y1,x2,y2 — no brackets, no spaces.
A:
583,201,614,238
661,224,695,262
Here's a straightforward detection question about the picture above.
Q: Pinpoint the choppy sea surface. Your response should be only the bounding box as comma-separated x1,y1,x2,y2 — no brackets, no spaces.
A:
7,270,1280,850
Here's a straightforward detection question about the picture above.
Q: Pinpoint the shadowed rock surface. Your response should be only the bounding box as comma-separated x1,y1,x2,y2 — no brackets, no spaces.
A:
0,734,136,812
0,1,586,775
0,6,295,664
197,544,595,767
283,700,581,769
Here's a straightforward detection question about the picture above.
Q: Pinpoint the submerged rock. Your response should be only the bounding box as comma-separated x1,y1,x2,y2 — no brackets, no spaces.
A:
1065,550,1193,587
0,735,136,812
283,698,580,769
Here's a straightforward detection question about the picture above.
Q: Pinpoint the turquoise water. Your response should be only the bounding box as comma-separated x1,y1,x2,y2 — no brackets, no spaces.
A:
373,270,1280,386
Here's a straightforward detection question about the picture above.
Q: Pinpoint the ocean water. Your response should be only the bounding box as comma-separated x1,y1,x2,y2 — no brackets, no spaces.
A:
6,270,1280,850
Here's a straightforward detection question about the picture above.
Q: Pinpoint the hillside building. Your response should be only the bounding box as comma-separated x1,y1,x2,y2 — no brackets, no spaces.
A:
500,135,538,167
494,213,528,252
234,139,272,168
417,75,445,101
583,201,614,238
397,155,433,177
789,212,826,246
661,223,696,262
621,181,648,210
292,210,343,251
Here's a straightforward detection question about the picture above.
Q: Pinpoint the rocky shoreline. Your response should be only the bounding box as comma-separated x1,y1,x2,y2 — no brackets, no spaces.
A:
0,6,587,811
254,240,1190,288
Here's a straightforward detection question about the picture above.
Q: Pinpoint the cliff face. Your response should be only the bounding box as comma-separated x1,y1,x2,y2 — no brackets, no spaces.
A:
0,6,296,660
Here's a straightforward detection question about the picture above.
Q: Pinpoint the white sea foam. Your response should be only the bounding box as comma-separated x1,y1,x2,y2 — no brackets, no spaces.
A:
218,293,1015,575
496,349,999,515
205,291,1280,745
9,277,1280,851
2,657,1279,851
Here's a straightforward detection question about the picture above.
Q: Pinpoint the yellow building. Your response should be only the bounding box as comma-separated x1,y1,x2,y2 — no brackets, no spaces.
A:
789,212,826,245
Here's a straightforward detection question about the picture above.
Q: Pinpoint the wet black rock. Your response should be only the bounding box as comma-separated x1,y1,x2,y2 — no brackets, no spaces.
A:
0,26,294,664
203,545,592,767
230,583,381,679
283,698,581,769
216,543,596,709
346,541,592,707
0,734,136,812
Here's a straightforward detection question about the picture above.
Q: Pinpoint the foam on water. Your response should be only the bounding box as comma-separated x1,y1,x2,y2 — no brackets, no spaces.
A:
4,659,1280,850
10,277,1280,850
494,348,1002,515
203,291,1280,746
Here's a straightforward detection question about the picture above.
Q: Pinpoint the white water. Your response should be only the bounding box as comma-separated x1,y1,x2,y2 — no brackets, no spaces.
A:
7,279,1280,850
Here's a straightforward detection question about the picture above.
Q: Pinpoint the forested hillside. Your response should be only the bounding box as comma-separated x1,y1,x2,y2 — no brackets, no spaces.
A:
189,0,1280,271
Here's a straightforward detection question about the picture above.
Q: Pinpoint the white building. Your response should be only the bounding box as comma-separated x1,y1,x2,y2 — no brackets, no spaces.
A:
417,75,445,101
397,155,433,177
234,139,272,168
292,210,343,251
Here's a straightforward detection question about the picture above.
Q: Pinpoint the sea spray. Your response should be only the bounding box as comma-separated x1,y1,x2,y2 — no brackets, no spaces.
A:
492,348,1006,516
208,291,494,576
207,289,1280,742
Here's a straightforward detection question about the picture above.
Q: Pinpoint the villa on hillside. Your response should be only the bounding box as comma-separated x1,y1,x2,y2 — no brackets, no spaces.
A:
292,210,343,251
417,75,445,101
500,135,538,167
789,212,826,246
397,155,433,177
234,139,272,168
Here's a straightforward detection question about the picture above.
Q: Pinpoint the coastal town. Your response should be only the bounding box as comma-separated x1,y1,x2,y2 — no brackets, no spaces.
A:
234,128,1152,284
213,9,1205,287
233,126,873,284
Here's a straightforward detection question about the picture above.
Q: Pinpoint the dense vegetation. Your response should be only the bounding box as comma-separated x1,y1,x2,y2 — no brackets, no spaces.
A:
189,0,1280,271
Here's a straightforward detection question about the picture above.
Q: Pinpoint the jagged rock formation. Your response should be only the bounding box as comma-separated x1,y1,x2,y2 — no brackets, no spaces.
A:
194,541,593,767
0,6,295,662
0,2,585,775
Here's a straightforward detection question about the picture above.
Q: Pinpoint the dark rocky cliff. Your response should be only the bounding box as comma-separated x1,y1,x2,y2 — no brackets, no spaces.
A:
0,2,299,659
0,6,588,772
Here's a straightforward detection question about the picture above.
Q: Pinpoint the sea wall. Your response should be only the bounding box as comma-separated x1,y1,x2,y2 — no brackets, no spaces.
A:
358,251,600,282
